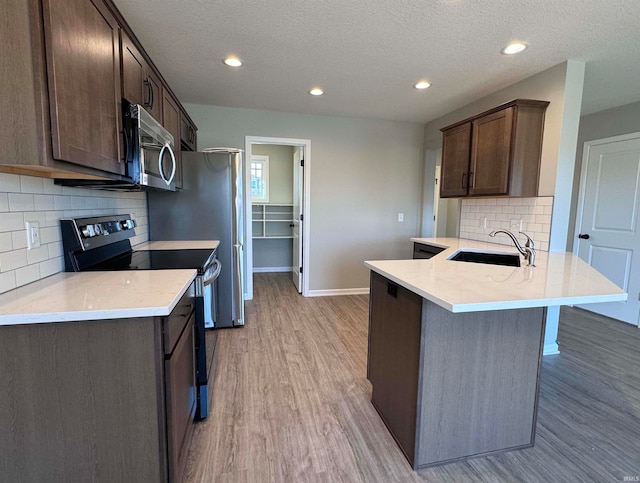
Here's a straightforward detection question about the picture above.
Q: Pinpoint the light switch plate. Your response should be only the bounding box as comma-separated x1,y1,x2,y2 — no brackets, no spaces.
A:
510,218,523,231
25,221,40,250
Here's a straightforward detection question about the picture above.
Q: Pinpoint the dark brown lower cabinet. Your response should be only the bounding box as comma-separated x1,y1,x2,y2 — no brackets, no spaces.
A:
367,271,546,469
0,290,196,482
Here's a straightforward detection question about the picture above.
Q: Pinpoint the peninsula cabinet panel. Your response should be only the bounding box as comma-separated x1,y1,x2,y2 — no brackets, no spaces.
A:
367,271,423,466
440,99,549,198
42,0,124,176
367,272,547,469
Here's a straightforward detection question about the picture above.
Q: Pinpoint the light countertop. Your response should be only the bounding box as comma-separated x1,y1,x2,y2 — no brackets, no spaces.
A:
134,240,220,250
0,270,197,326
364,237,627,313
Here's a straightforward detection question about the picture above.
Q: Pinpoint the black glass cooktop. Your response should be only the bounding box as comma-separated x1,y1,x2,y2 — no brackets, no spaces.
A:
87,249,214,273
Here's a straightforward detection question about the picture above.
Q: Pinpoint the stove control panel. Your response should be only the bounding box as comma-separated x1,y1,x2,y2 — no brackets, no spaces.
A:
77,218,136,239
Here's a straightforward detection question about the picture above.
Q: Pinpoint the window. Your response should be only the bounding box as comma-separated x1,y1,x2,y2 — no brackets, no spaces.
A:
251,155,269,202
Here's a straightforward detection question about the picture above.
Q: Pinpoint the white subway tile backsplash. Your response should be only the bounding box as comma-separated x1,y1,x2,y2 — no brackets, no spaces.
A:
0,173,21,193
34,194,55,211
40,226,60,244
0,174,149,294
0,212,24,232
27,245,49,265
0,271,16,293
0,193,8,212
9,193,35,212
0,248,27,272
20,176,44,194
0,233,12,253
42,179,62,195
11,230,27,250
39,257,62,277
459,197,553,251
15,263,40,286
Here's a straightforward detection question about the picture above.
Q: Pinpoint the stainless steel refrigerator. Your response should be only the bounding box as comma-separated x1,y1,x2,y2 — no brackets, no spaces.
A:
148,148,245,328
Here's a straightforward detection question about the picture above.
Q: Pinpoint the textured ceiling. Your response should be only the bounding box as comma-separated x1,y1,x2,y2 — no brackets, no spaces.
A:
112,0,640,123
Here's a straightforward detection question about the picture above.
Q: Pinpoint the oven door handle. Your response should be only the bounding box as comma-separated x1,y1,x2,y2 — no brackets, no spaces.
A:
203,259,222,286
158,143,176,186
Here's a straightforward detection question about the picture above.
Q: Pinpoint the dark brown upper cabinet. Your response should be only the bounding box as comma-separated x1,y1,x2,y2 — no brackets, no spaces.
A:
440,99,549,198
180,114,198,152
162,91,182,189
121,32,163,123
1,0,196,184
41,0,124,176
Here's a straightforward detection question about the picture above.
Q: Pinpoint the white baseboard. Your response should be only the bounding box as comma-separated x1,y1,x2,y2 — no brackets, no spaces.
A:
543,342,560,356
306,287,370,297
253,266,293,273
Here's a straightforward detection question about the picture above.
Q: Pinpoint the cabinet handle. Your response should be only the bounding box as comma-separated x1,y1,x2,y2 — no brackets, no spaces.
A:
469,171,474,188
461,173,467,189
143,78,151,108
149,79,154,108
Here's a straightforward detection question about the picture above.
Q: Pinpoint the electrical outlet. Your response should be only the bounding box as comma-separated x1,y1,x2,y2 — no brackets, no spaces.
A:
397,213,404,222
510,218,523,231
480,216,488,229
25,221,40,250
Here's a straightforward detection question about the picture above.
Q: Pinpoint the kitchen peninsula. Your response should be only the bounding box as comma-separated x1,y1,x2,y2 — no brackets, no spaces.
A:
365,238,626,469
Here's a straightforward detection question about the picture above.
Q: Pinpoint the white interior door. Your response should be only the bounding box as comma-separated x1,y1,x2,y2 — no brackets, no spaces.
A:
575,134,640,325
292,147,304,293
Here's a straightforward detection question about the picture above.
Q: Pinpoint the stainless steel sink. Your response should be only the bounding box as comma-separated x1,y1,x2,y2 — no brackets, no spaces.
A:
448,250,521,267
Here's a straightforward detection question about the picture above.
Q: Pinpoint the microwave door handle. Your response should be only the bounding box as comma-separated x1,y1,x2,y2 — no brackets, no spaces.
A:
158,143,176,186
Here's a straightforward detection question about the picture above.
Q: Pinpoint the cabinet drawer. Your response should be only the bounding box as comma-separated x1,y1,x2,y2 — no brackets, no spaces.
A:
164,285,195,355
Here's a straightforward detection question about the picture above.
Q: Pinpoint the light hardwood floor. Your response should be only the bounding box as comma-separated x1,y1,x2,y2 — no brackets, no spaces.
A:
185,273,640,482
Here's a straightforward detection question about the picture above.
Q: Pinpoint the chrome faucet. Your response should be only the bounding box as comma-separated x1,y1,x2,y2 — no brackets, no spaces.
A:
489,230,536,267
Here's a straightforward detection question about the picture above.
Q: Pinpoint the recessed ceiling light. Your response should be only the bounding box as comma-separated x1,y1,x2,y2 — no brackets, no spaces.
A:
223,56,242,67
309,88,324,96
501,42,528,55
414,81,431,89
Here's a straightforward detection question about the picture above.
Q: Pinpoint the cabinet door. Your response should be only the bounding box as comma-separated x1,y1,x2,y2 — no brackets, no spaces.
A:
469,107,514,196
121,32,145,106
180,115,197,151
121,32,163,123
162,91,182,188
165,315,196,483
145,68,163,123
42,0,124,176
440,123,471,198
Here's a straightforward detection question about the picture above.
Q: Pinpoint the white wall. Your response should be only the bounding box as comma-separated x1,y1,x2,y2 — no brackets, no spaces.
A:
187,104,425,291
0,173,148,294
568,100,640,251
251,144,294,204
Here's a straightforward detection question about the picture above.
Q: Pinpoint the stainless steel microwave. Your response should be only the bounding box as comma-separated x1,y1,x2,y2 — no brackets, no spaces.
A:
122,100,177,191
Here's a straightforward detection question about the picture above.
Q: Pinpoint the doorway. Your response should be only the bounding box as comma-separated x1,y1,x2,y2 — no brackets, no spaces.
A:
574,132,640,326
244,136,311,300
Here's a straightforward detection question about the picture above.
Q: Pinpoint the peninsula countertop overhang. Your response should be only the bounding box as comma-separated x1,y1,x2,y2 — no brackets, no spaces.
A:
364,237,627,313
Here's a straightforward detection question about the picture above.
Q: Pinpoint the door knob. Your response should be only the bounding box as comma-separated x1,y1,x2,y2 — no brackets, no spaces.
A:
578,233,590,240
